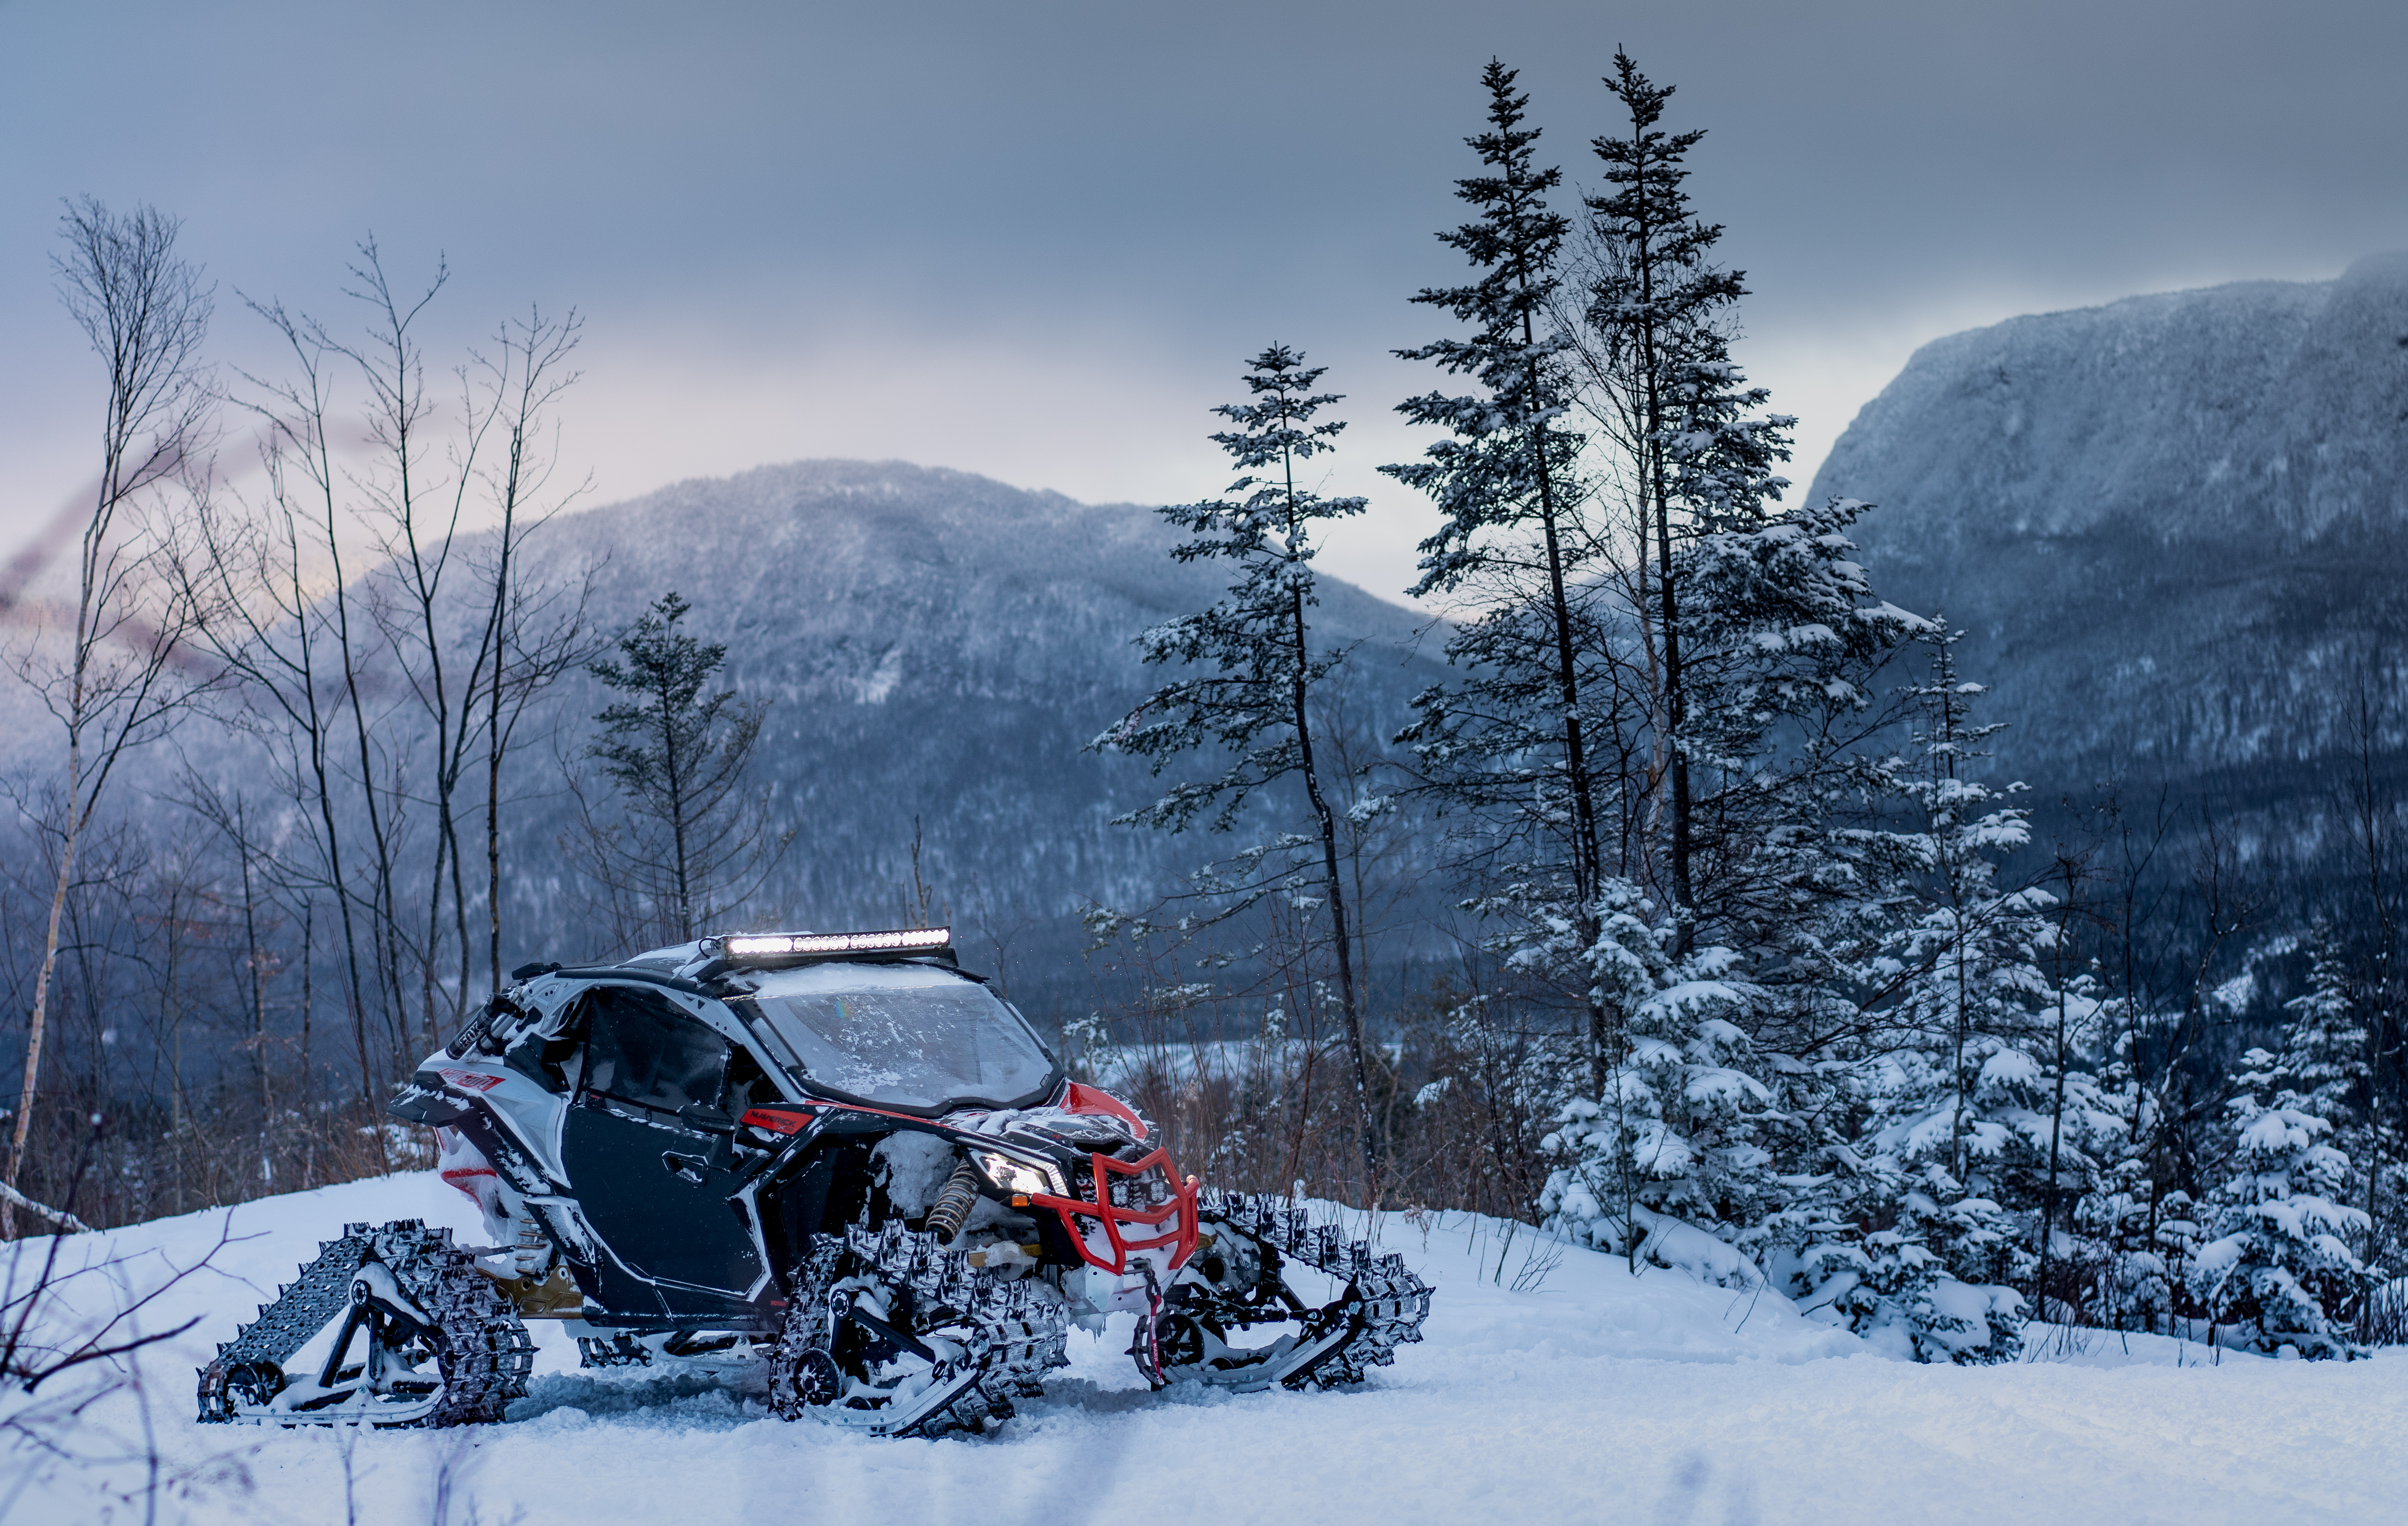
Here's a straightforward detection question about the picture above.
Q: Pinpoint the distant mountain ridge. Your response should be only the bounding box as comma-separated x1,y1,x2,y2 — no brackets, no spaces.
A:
1807,254,2408,878
0,459,1444,1025
496,459,1444,1008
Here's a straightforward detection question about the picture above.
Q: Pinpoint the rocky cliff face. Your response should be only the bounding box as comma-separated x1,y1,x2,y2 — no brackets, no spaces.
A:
1807,254,2408,874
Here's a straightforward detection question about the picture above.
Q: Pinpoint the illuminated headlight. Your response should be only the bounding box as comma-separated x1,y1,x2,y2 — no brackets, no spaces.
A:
724,928,952,958
976,1150,1065,1198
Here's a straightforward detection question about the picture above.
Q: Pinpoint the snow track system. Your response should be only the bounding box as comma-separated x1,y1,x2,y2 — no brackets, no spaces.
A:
1149,1193,1433,1391
192,1200,1428,1435
197,1220,535,1428
770,1222,1070,1437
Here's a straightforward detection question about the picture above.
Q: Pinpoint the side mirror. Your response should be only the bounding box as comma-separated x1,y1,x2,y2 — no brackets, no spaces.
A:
678,1103,736,1136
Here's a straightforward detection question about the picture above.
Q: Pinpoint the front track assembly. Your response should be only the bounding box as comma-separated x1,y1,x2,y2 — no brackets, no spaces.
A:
769,1222,1069,1437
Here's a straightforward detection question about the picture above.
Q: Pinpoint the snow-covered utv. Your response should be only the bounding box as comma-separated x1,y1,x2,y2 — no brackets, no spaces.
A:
197,928,1429,1435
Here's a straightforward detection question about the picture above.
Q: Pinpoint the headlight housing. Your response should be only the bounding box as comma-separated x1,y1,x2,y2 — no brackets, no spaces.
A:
975,1150,1066,1198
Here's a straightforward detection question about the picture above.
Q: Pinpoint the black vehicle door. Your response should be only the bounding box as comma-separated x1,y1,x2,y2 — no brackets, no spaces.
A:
559,985,766,1300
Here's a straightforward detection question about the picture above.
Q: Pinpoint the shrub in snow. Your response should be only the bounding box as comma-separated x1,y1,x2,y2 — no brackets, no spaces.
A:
1538,890,1779,1286
1784,1149,2025,1364
2189,1062,2372,1359
2074,1167,2189,1334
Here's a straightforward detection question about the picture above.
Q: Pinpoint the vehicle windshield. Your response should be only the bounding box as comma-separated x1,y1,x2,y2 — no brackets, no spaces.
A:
730,962,1056,1111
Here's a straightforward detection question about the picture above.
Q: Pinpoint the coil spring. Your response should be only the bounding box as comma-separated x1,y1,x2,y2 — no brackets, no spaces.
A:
924,1160,983,1244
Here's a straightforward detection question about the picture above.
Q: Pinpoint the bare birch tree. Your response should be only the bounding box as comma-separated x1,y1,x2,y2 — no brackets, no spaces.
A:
4,201,213,1232
467,309,598,992
176,298,387,1103
331,244,500,1050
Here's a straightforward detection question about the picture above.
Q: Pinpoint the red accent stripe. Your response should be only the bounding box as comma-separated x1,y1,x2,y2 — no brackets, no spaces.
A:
740,1106,819,1136
743,1098,963,1134
439,1166,499,1202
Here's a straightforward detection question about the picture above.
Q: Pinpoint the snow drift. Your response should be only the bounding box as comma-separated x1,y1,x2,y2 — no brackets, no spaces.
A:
7,1171,2407,1524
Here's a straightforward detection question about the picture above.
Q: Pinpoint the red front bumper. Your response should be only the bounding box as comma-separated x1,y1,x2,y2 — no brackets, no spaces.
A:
1027,1145,1199,1275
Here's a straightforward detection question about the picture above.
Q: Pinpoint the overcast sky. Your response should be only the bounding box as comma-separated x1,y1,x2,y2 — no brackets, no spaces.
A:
7,0,2404,608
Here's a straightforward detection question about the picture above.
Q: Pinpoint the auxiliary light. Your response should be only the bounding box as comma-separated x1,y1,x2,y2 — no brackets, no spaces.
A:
721,927,952,958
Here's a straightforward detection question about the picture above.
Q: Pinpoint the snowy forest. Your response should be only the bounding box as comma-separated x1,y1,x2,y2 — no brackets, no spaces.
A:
5,48,2404,1381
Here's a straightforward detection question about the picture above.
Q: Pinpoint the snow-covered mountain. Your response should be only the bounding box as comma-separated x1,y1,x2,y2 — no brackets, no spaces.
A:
1808,254,2408,873
496,460,1444,1005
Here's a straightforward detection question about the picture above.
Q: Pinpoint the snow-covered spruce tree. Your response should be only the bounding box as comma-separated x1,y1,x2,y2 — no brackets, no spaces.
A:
1531,494,1932,1292
1535,883,1784,1283
1382,60,1621,1097
1575,485,1936,1308
1091,345,1381,1187
2190,1047,2373,1357
1440,54,1935,1316
1774,625,2060,1362
2278,928,2399,1269
1573,48,1923,1022
1872,628,2059,1209
2281,927,2374,1133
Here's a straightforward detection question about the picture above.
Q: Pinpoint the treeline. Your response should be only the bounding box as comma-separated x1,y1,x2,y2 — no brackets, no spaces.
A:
0,212,780,1231
1073,56,2408,1363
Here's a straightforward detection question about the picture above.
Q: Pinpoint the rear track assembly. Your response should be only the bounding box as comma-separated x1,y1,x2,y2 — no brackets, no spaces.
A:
196,1220,534,1428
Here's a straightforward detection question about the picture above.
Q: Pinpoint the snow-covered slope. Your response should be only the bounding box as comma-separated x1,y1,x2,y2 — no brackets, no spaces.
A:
1807,255,2408,868
12,1174,2407,1525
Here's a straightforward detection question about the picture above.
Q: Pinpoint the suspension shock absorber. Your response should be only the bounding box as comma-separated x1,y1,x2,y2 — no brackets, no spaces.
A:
924,1161,984,1244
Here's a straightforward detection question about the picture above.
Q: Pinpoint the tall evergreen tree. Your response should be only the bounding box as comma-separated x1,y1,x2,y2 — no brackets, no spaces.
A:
2279,930,2389,1268
1095,345,1381,1187
1383,60,1616,1094
1583,48,1787,942
1395,56,1932,1319
1877,625,2056,1191
585,591,779,943
2281,928,2372,1129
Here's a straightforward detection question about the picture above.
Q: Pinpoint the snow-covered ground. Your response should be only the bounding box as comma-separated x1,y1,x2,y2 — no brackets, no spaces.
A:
8,1173,2407,1526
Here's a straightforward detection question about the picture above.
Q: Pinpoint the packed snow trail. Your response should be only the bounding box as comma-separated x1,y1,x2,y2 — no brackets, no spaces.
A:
8,1172,2407,1526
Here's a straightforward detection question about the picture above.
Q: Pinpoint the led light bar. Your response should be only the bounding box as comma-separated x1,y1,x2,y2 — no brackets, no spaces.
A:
722,927,952,958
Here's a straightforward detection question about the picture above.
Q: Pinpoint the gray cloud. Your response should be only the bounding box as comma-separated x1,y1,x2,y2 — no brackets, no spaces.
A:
6,0,2402,606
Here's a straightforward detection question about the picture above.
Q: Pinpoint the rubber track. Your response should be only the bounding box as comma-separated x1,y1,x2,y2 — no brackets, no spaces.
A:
1194,1192,1433,1388
197,1219,535,1427
771,1222,1068,1436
